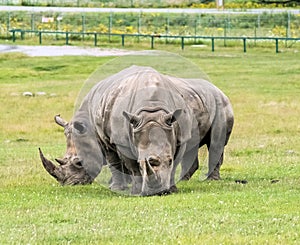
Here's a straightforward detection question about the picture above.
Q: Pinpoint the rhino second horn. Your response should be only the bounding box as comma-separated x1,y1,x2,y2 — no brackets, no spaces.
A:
55,158,66,165
54,114,68,128
39,148,64,181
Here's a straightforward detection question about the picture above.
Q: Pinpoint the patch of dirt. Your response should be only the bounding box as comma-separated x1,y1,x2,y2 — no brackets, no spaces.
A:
0,44,139,57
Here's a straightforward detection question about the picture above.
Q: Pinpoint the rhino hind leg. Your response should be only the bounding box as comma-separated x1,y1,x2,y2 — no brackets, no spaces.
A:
169,185,178,193
207,152,223,180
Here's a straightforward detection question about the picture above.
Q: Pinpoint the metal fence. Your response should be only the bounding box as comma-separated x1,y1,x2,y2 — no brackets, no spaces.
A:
1,11,300,38
1,0,182,8
9,29,300,53
1,9,300,53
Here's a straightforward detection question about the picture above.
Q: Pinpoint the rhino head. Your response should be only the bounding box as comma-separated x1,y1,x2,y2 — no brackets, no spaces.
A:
123,108,182,196
39,114,104,185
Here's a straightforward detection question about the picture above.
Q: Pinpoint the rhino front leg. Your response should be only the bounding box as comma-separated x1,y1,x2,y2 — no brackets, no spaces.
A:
105,150,129,191
109,163,129,191
122,157,143,195
180,145,199,181
130,175,143,195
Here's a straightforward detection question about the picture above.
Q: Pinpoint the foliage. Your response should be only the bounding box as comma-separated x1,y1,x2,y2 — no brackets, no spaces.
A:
0,48,299,244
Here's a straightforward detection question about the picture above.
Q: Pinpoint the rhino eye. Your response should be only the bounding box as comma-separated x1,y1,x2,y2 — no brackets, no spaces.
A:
73,159,83,169
131,118,142,129
164,115,174,127
123,111,142,129
164,109,182,127
165,118,173,127
74,121,87,134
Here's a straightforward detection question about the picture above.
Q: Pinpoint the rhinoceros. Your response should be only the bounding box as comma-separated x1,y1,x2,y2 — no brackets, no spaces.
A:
39,65,233,195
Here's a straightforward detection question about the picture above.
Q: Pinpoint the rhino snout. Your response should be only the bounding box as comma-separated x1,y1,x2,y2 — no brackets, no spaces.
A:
139,157,172,196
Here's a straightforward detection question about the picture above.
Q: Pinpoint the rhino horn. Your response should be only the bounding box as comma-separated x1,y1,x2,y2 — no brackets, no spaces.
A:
39,148,64,181
55,158,67,165
54,114,68,128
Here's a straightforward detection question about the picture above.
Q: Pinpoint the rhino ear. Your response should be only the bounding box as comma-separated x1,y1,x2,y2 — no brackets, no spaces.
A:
55,114,69,128
123,111,141,128
164,109,182,126
73,121,87,134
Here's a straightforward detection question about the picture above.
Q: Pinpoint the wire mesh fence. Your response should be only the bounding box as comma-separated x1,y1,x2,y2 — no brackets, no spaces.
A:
1,10,299,49
1,11,299,36
1,0,189,8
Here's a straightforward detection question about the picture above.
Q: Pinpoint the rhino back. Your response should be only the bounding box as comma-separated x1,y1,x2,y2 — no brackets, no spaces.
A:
87,66,194,157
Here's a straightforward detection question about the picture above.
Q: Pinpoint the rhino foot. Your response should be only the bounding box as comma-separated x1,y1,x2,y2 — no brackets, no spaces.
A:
180,174,192,181
207,163,221,180
207,172,221,180
141,189,171,196
131,185,142,196
169,185,178,193
109,183,128,191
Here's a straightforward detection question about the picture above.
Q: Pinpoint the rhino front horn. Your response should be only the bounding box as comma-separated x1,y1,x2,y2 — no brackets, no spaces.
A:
39,148,64,181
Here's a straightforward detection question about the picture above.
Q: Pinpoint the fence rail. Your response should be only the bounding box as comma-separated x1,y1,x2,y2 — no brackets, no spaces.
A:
9,29,300,53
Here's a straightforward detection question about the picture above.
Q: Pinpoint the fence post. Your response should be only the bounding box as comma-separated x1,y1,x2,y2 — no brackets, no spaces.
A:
39,31,42,44
108,12,112,42
194,18,197,43
151,36,154,49
7,12,11,38
181,37,184,50
165,16,169,43
211,37,215,52
122,34,125,47
31,14,35,32
94,33,97,46
138,11,141,42
66,32,69,45
286,11,291,47
82,14,85,41
12,30,16,42
257,15,261,36
224,19,227,47
275,38,279,53
254,26,257,46
243,38,246,53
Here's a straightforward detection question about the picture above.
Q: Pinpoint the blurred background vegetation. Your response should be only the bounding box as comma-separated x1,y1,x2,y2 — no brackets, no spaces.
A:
0,0,299,8
1,11,299,38
0,0,299,48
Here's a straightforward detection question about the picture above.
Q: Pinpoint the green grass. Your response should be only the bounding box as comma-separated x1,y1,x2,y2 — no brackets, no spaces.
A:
0,47,299,244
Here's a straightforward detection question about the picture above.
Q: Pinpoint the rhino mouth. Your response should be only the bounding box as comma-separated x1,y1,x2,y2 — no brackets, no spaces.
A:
141,188,171,196
139,158,172,196
62,176,92,186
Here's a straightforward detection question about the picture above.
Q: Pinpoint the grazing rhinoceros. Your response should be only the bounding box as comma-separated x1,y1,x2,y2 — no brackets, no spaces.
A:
39,65,233,195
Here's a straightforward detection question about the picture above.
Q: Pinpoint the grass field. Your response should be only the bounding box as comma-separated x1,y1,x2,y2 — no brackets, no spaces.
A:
0,47,299,244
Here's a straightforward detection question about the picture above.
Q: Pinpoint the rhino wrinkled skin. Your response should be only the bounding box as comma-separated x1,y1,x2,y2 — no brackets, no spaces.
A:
39,65,234,196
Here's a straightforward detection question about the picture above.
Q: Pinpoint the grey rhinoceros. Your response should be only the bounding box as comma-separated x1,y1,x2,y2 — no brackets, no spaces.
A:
39,65,234,195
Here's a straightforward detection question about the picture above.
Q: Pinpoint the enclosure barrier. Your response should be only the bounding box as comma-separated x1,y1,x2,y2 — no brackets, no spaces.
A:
9,29,300,53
